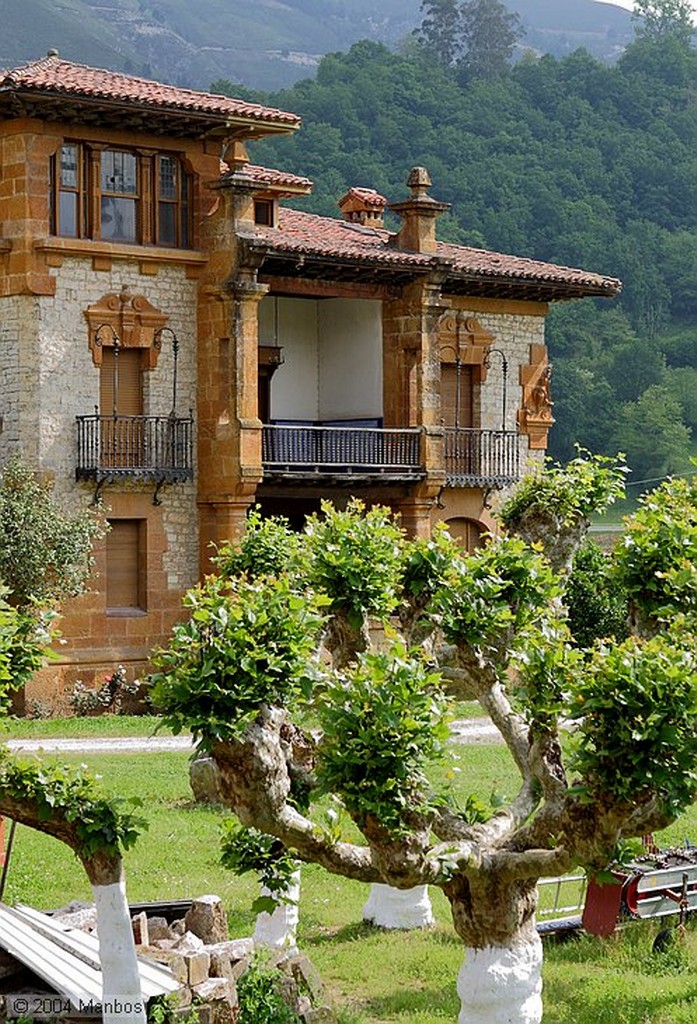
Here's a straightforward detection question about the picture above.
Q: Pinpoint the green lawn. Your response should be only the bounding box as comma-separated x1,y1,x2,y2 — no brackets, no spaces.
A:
5,743,697,1023
1,715,179,739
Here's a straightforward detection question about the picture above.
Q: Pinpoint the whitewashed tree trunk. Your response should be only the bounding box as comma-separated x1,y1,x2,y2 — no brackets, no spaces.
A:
362,883,434,929
93,880,146,1024
253,868,301,954
456,933,543,1024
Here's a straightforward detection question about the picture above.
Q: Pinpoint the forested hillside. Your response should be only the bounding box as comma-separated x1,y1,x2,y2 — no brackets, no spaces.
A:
235,25,697,485
0,0,630,91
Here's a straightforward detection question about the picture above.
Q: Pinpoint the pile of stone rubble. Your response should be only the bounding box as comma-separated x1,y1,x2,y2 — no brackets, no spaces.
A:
55,894,335,1024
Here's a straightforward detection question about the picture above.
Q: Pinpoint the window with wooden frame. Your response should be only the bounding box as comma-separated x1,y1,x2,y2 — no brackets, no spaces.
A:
254,199,275,226
106,519,147,613
51,143,193,248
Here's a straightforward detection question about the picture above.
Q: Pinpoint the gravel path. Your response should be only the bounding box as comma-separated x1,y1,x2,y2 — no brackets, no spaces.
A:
5,719,503,753
5,735,196,753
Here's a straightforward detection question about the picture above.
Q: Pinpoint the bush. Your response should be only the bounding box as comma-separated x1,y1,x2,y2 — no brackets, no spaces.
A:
237,957,302,1024
565,540,629,648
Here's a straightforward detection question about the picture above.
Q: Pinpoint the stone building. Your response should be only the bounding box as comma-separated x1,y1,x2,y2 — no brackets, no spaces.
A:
0,52,621,706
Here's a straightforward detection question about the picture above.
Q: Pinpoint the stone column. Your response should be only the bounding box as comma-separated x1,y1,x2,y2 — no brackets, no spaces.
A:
196,271,268,571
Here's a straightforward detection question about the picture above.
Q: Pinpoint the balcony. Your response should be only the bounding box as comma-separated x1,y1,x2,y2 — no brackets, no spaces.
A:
75,413,194,485
444,428,520,488
262,423,424,482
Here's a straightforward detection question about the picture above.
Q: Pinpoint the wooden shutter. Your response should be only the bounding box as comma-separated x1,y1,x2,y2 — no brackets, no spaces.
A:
100,349,144,468
441,364,473,428
106,520,144,610
100,347,143,416
446,517,485,553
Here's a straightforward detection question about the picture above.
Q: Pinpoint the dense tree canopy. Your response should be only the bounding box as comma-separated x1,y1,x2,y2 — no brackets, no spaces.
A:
632,0,695,43
216,26,697,483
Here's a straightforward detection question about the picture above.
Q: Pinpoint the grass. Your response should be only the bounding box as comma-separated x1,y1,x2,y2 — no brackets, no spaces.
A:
5,741,697,1022
1,714,178,739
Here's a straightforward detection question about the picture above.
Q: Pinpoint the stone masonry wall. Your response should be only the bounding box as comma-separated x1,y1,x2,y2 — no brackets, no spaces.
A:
0,294,42,467
36,256,199,589
17,255,201,708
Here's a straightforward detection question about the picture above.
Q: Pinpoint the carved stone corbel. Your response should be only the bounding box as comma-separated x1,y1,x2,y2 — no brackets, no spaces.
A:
518,344,554,450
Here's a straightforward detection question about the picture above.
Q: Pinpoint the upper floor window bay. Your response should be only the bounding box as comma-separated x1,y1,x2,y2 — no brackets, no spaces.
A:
51,143,192,248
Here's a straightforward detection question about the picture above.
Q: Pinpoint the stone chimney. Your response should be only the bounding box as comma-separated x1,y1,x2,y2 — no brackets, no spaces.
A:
338,187,388,228
390,167,449,254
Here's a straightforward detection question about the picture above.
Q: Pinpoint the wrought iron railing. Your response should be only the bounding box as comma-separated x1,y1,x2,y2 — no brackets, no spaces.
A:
444,428,520,487
75,413,194,483
262,424,423,475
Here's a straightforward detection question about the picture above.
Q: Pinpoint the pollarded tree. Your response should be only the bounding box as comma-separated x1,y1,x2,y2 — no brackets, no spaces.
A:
0,590,146,1023
0,458,145,1023
152,463,697,1024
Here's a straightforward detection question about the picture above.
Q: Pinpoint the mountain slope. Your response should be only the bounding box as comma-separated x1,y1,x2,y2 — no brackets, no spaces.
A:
0,0,633,90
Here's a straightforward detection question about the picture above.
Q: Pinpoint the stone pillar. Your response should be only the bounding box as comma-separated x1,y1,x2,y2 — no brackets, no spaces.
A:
385,277,446,536
196,178,268,569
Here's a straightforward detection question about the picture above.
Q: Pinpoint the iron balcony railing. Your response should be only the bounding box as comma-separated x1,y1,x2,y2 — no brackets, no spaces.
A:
444,427,520,487
75,412,194,483
262,424,423,477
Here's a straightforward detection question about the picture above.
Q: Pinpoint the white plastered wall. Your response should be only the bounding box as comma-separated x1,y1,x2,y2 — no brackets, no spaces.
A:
318,299,382,420
261,296,383,422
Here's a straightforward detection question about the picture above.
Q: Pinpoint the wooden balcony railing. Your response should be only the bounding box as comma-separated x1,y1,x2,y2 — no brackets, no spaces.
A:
444,428,520,487
75,413,194,483
262,424,424,478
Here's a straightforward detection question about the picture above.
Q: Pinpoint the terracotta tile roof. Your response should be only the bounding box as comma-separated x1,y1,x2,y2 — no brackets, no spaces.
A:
0,53,300,128
436,240,621,295
250,207,620,296
225,163,313,191
251,207,433,267
338,187,388,209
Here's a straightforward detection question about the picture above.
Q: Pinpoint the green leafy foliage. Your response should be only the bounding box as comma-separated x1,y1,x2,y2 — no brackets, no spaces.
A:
220,822,297,912
499,449,628,530
0,457,104,609
302,499,405,629
569,635,697,818
512,616,583,734
614,475,697,622
565,540,630,648
0,750,144,857
430,535,560,660
0,590,54,711
147,993,200,1024
149,575,326,745
401,523,466,607
237,956,302,1024
315,645,448,834
213,507,300,580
